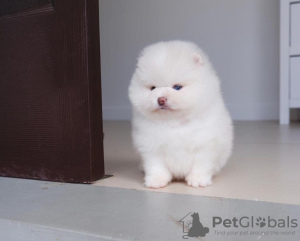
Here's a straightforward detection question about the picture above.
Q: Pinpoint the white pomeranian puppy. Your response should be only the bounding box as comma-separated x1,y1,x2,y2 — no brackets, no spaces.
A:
128,41,233,188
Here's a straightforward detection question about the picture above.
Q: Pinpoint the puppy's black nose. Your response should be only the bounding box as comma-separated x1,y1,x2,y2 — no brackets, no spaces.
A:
158,97,167,106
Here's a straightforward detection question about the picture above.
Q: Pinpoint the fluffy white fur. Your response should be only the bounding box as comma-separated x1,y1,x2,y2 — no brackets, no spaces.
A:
128,40,233,188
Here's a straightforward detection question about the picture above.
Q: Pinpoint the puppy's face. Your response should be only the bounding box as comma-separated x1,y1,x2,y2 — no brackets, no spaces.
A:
129,42,216,120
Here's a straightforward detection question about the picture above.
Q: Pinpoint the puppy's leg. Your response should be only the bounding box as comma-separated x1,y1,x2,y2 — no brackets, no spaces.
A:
143,156,172,188
185,146,217,187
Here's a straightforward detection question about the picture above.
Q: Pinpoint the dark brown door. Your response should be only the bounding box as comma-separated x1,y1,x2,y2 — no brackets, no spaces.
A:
0,0,104,183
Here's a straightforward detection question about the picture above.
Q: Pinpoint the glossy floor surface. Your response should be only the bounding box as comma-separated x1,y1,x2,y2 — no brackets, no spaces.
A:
94,121,300,205
2,178,299,241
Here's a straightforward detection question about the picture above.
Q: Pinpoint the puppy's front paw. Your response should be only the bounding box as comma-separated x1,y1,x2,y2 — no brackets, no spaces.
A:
186,174,212,188
144,174,171,189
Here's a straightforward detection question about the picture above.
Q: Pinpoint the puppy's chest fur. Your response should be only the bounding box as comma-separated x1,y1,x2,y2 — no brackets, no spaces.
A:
136,119,213,157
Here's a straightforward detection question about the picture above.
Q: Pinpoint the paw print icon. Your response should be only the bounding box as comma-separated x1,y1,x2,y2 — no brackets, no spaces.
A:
256,217,266,227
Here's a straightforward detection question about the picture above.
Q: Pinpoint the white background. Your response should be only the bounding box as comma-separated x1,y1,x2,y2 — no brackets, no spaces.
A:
99,0,280,120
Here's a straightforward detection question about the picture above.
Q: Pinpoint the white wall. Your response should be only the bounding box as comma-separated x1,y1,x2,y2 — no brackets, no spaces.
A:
99,0,280,120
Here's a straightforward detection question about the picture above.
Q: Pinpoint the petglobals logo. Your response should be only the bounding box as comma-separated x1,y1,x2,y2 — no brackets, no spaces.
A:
213,216,298,228
178,213,298,239
179,212,209,239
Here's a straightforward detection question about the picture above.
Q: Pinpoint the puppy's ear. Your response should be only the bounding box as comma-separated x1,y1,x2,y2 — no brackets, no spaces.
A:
192,53,204,65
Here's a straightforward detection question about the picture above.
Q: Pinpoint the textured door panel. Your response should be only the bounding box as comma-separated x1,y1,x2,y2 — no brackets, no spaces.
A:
0,0,104,183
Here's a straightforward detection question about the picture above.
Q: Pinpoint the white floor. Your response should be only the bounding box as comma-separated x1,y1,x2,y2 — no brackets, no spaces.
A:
94,121,300,205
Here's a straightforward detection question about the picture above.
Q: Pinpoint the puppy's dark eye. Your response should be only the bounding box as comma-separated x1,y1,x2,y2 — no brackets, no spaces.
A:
173,85,182,91
151,86,156,91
